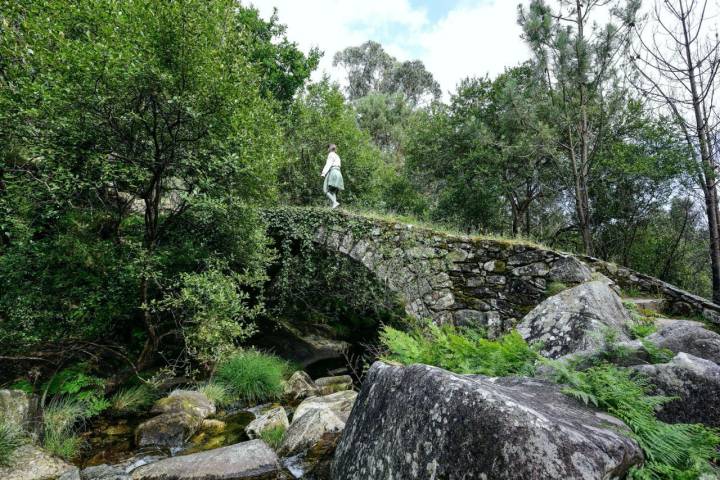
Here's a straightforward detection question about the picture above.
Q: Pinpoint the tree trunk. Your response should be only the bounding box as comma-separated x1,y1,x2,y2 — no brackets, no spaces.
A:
574,0,594,256
679,1,720,302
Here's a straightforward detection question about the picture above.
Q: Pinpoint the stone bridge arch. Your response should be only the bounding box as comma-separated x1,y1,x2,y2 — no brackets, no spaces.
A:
264,207,720,333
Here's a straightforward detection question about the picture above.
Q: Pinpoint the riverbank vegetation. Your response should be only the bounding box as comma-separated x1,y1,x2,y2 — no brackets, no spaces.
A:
2,2,720,473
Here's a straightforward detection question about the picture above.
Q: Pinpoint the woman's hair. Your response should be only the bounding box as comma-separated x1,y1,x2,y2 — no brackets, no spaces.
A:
328,143,337,153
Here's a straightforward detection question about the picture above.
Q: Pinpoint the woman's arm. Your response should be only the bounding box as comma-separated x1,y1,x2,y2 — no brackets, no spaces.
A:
321,153,332,177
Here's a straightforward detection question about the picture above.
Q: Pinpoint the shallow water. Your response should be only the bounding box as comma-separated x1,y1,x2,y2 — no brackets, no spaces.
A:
78,409,255,467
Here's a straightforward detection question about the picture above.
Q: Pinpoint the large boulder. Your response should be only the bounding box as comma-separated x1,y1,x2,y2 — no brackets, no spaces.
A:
130,440,281,480
548,256,593,284
634,353,720,427
645,319,720,365
293,390,357,423
135,411,202,449
517,280,632,358
245,407,289,439
331,362,643,480
150,390,215,419
0,445,76,480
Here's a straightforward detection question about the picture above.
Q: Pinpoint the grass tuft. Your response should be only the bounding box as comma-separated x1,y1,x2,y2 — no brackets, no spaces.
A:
110,384,157,413
195,382,233,407
42,398,88,460
546,281,569,296
0,417,25,466
215,350,289,404
259,425,286,450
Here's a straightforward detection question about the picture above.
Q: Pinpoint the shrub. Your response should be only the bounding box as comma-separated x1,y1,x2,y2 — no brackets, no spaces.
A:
0,417,25,466
195,382,233,407
110,384,157,413
549,362,720,479
259,425,286,450
380,324,538,377
215,350,289,404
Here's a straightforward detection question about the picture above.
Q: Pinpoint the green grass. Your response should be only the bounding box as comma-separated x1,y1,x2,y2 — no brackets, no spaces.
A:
546,281,569,296
343,206,552,250
259,425,286,450
0,417,25,466
380,323,538,377
215,350,289,404
110,384,157,413
42,398,89,460
195,382,233,407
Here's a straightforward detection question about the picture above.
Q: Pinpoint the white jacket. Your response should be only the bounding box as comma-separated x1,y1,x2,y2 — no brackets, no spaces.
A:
321,152,341,177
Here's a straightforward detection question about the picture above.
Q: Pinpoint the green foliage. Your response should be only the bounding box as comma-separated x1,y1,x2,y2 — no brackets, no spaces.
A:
280,80,386,207
195,382,233,407
548,362,720,479
380,324,538,377
155,267,262,365
640,340,675,365
259,425,286,450
214,350,289,404
0,418,25,466
42,398,90,460
546,282,568,296
42,365,109,417
110,385,157,414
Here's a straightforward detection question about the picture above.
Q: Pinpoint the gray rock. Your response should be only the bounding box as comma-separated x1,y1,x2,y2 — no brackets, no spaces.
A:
283,371,319,401
135,411,201,449
245,407,289,439
0,445,76,480
279,407,346,457
0,389,39,434
645,319,720,365
634,353,720,427
548,256,592,283
58,468,81,480
517,280,632,358
130,440,281,479
331,362,643,480
314,375,353,396
80,464,130,480
150,390,215,419
293,390,357,423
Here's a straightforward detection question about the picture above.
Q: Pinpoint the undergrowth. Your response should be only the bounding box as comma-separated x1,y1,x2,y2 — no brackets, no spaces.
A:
42,397,90,460
215,350,289,404
110,384,157,413
381,324,720,478
195,382,233,407
547,361,720,479
259,425,286,450
380,323,537,376
0,417,25,466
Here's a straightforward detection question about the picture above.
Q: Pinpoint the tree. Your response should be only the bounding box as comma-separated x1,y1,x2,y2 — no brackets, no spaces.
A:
0,0,289,368
631,0,720,303
333,41,441,105
518,0,641,255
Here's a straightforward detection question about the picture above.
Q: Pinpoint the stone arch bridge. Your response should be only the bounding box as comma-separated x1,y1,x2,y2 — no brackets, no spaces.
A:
264,207,720,333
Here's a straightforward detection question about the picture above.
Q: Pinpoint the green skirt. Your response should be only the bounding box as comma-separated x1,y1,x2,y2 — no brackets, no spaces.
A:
323,166,344,193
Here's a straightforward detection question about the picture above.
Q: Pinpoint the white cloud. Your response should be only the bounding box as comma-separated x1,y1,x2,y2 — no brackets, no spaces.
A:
420,2,531,95
248,0,532,96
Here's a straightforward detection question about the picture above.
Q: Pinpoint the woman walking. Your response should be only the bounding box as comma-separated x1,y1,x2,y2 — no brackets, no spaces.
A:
321,144,344,208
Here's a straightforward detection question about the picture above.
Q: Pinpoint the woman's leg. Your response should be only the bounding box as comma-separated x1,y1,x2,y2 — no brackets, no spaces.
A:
325,189,336,206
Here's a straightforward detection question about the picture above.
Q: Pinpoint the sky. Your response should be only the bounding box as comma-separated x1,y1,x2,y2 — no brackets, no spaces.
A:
248,0,532,97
